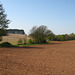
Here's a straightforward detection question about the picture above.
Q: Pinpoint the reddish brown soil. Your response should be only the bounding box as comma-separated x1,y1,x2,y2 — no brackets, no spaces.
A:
0,41,75,75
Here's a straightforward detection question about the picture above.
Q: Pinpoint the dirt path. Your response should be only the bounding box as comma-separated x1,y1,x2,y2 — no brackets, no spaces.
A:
0,41,75,75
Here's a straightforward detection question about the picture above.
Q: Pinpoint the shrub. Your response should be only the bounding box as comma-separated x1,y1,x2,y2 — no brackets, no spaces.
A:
17,38,23,45
0,42,12,47
27,39,34,44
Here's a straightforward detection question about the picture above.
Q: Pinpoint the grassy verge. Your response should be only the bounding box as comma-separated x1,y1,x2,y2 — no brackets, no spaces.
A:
16,41,52,47
15,44,39,47
0,41,52,47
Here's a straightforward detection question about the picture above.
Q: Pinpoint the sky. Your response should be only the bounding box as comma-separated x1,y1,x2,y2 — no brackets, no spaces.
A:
0,0,75,35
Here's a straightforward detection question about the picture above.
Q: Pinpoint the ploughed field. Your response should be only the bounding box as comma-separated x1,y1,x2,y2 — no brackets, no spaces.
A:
0,41,75,75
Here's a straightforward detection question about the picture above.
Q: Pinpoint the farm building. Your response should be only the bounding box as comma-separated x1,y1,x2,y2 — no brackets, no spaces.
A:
7,29,25,34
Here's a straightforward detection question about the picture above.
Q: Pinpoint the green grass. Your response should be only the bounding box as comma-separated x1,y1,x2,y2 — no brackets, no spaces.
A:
0,41,52,47
16,44,39,47
47,41,52,43
16,41,51,47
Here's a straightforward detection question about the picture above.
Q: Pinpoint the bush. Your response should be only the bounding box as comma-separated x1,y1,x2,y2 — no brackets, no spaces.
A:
0,42,12,47
17,38,23,45
27,39,34,44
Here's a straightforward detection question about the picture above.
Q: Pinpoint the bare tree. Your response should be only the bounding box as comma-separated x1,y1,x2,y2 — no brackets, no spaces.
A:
29,25,54,44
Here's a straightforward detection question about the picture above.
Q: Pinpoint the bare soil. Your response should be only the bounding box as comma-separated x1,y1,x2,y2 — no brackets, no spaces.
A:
0,41,75,75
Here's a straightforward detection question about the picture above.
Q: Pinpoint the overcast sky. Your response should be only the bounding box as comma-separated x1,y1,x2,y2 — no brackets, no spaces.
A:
1,0,75,35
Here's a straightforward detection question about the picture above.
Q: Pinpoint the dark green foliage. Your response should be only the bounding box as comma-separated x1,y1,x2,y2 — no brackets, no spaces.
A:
69,33,75,40
29,25,54,44
0,3,10,29
53,33,75,41
0,42,13,47
54,35,64,41
0,29,7,36
0,29,7,42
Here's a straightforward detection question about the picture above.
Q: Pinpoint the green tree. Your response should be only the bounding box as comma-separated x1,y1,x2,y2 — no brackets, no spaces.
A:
29,25,54,44
69,33,75,40
0,3,10,29
0,3,10,41
63,34,69,41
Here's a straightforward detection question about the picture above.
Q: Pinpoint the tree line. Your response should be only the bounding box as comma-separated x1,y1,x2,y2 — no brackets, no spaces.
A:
47,33,75,41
